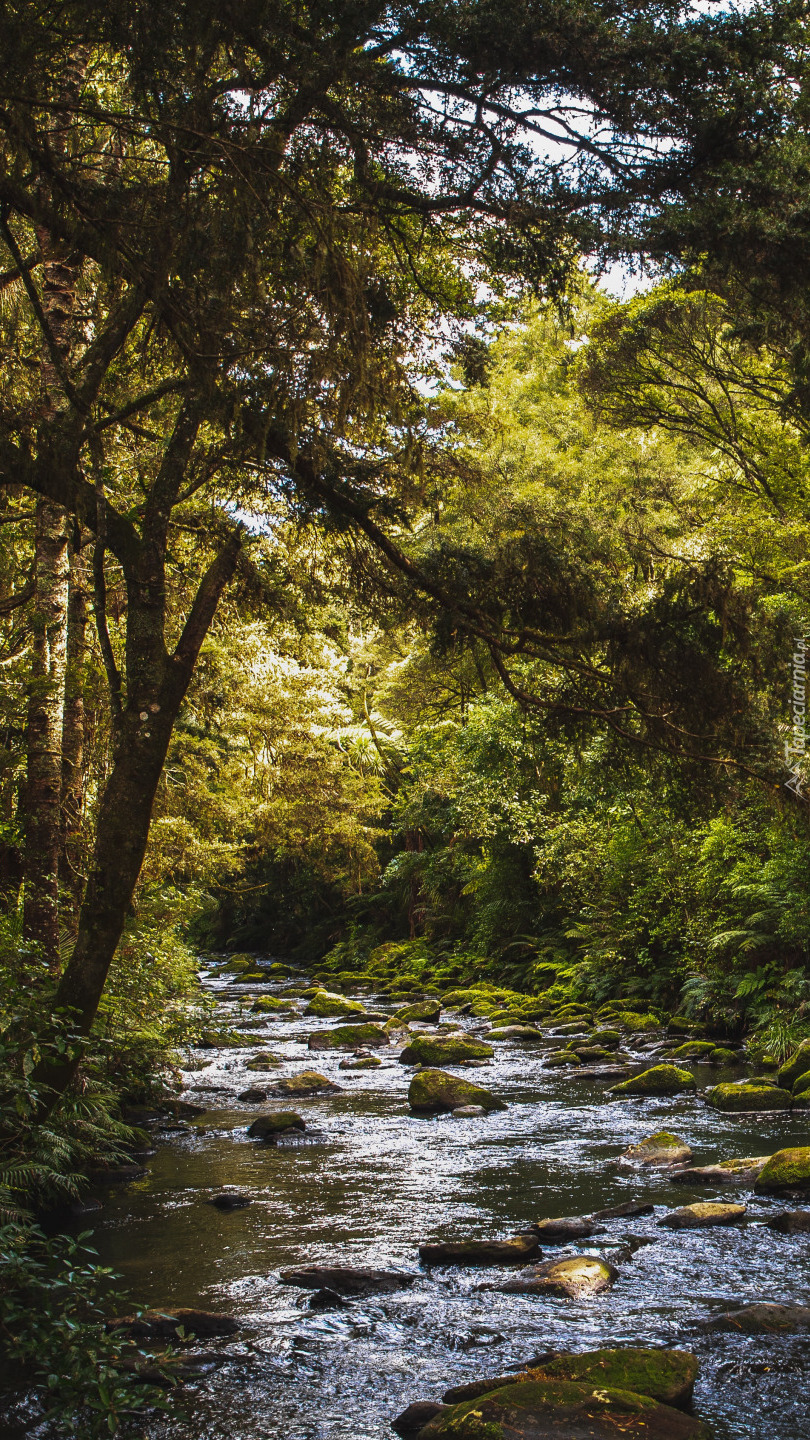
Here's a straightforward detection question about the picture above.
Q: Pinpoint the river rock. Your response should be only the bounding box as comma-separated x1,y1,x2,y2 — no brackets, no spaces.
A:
704,1302,810,1333
238,1087,268,1102
590,1028,621,1049
488,1024,544,1041
658,1202,746,1229
548,1021,590,1036
531,1348,699,1409
245,1052,283,1071
709,1047,740,1063
267,1070,341,1097
394,1000,443,1023
90,1163,148,1184
452,1104,487,1117
278,1265,415,1295
777,1038,810,1089
496,1256,617,1298
705,1082,791,1112
765,1209,810,1232
339,1054,382,1070
108,1309,239,1340
408,1068,506,1113
391,1401,448,1436
673,1156,769,1186
250,996,296,1013
308,1023,389,1051
304,991,366,1018
544,1051,581,1067
622,1132,692,1166
609,1065,696,1097
531,1216,603,1243
247,1110,306,1140
419,1234,539,1267
307,1287,350,1310
442,1375,530,1404
399,1034,494,1066
593,1200,656,1220
417,1379,708,1439
207,1192,252,1210
755,1146,810,1194
666,1040,716,1060
615,1011,662,1032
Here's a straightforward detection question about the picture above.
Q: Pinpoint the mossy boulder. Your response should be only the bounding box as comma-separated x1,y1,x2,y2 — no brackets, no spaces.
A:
339,1054,382,1070
221,955,253,973
755,1146,810,1194
777,1038,810,1089
616,1011,662,1031
666,1041,716,1059
658,1202,746,1229
394,1000,442,1023
706,1083,791,1112
247,1111,306,1140
549,1020,591,1036
308,1023,388,1051
245,1052,283,1070
705,1302,810,1334
250,996,296,1013
674,1156,770,1187
545,1051,581,1068
266,1070,341,1097
609,1065,696,1097
533,1348,698,1410
709,1047,739,1063
197,1029,255,1049
304,991,366,1019
590,1028,621,1048
793,1070,810,1097
399,1034,493,1066
488,1025,544,1042
408,1068,506,1114
498,1256,617,1299
571,1045,616,1062
623,1132,692,1166
419,1379,709,1439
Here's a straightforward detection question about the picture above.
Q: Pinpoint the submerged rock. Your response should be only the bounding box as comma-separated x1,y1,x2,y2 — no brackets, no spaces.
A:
408,1068,506,1114
452,1104,487,1118
673,1156,769,1187
419,1234,539,1267
658,1202,746,1229
307,1287,350,1310
417,1378,708,1439
207,1193,252,1210
267,1070,342,1097
109,1309,239,1340
531,1216,603,1244
593,1200,656,1220
279,1265,415,1295
308,1022,389,1051
399,1033,494,1066
609,1066,696,1098
755,1146,810,1194
622,1132,692,1167
705,1082,791,1112
247,1111,306,1140
496,1255,617,1298
391,1401,448,1436
704,1302,810,1333
765,1209,810,1233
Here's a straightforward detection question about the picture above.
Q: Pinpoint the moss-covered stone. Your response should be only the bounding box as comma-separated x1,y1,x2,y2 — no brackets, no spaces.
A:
709,1047,739,1063
793,1070,810,1097
408,1068,506,1114
247,1111,306,1139
245,1052,283,1070
590,1028,621,1048
308,1023,388,1051
419,1380,709,1439
549,1020,591,1036
755,1146,810,1194
668,1017,701,1034
623,1132,692,1166
488,1025,543,1042
609,1065,696,1097
304,991,366,1019
666,1040,716,1059
399,1033,494,1066
658,1202,747,1229
706,1083,791,1112
249,996,296,1013
532,1348,698,1409
339,1054,382,1070
544,1051,581,1067
615,1011,662,1031
705,1302,810,1333
674,1156,769,1187
571,1045,615,1062
777,1037,810,1089
197,1029,255,1049
267,1070,341,1097
394,1000,442,1023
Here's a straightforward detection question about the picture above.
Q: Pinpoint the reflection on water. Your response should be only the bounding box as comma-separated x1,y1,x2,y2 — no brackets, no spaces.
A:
82,974,810,1438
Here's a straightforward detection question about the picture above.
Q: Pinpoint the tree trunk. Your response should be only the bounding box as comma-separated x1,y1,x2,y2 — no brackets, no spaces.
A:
60,538,88,913
23,498,70,969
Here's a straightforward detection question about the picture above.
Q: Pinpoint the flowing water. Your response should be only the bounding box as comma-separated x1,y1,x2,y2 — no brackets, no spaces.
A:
70,968,810,1438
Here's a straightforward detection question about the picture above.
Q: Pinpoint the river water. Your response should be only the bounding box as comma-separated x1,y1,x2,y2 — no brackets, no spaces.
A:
82,967,810,1439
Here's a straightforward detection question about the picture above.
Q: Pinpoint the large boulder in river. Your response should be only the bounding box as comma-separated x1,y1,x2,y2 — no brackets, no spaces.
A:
496,1256,617,1299
777,1037,810,1089
418,1379,709,1439
419,1234,539,1267
308,1023,388,1051
304,990,366,1018
394,1000,442,1023
704,1302,810,1333
706,1082,791,1112
674,1156,769,1187
755,1146,810,1194
531,1216,602,1243
408,1068,506,1114
658,1202,746,1229
765,1210,810,1233
531,1349,699,1410
488,1024,544,1042
623,1132,692,1166
247,1111,306,1140
609,1066,696,1098
267,1070,341,1097
399,1033,493,1066
278,1265,414,1295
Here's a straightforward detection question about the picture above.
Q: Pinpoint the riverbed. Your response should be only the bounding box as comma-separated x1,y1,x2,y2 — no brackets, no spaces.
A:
80,967,810,1439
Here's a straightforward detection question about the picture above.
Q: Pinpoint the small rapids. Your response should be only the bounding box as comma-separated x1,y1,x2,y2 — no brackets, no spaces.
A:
76,968,810,1438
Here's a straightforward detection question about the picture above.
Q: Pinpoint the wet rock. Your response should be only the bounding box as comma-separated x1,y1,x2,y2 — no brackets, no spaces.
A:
307,1287,350,1310
237,1086,269,1102
544,1051,581,1067
548,1021,590,1037
419,1234,540,1267
705,1082,791,1112
304,991,366,1018
665,1040,716,1060
495,1256,617,1299
488,1024,544,1042
267,1070,342,1097
197,1029,255,1048
777,1037,810,1089
308,1023,389,1051
765,1209,810,1233
391,1401,448,1436
531,1348,699,1409
609,1065,696,1098
705,1302,810,1333
570,1045,615,1062
442,1375,525,1404
418,1380,708,1439
247,1111,306,1140
279,1265,415,1295
408,1068,506,1114
593,1200,655,1220
658,1202,746,1229
207,1192,252,1210
673,1157,769,1187
90,1164,148,1184
709,1047,739,1063
622,1132,692,1167
589,1028,621,1049
394,1000,443,1023
399,1034,494,1066
615,1011,662,1032
792,1070,810,1098
579,1064,631,1078
249,996,296,1013
245,1053,283,1071
531,1216,603,1244
755,1146,810,1194
109,1309,239,1340
452,1105,487,1118
339,1054,382,1070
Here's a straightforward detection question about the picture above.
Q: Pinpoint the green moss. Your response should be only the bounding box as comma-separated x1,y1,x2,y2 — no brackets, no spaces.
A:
706,1083,791,1112
308,1023,388,1051
590,1028,621,1047
245,1052,283,1070
550,1020,591,1035
615,1011,661,1031
544,1051,581,1067
420,1379,667,1438
408,1068,506,1113
777,1039,810,1089
666,1040,716,1058
250,996,296,1013
755,1146,810,1193
533,1347,698,1408
709,1047,739,1063
304,991,366,1018
609,1065,696,1097
399,1034,494,1065
394,1000,442,1023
